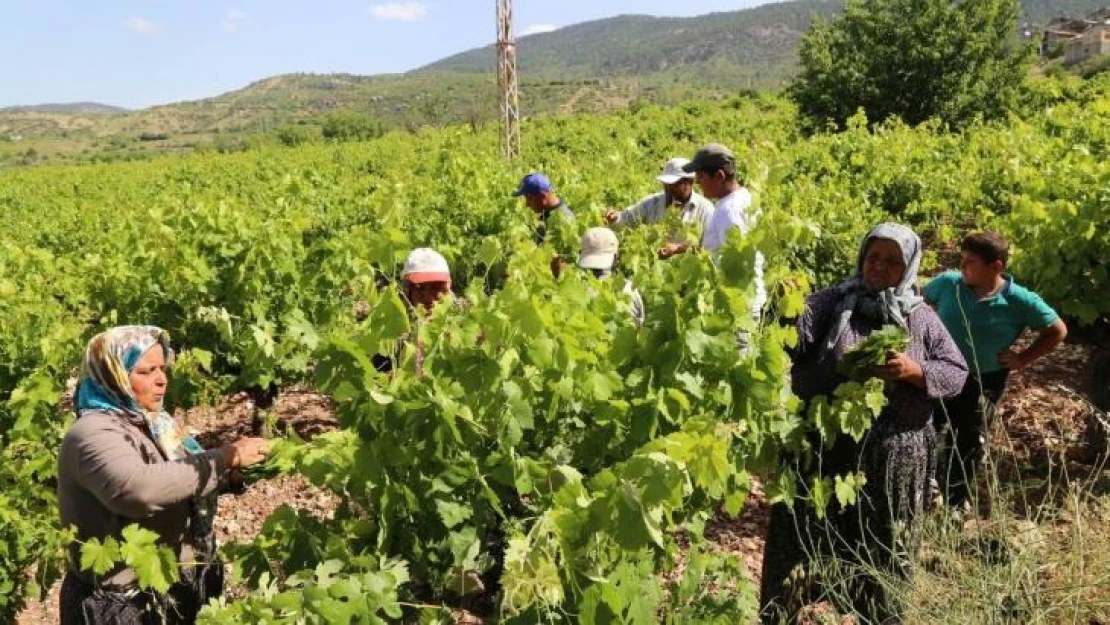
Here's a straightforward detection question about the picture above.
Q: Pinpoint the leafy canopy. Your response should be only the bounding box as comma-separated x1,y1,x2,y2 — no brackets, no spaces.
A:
791,0,1034,130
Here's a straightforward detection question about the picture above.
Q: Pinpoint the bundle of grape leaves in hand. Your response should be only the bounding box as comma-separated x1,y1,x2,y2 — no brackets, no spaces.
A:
836,325,910,381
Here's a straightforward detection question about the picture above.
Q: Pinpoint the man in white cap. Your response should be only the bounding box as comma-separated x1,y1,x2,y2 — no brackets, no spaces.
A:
577,227,645,327
400,247,453,314
373,248,454,374
605,157,715,259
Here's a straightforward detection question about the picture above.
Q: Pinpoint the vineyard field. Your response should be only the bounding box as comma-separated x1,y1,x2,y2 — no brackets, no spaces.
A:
1,73,1108,623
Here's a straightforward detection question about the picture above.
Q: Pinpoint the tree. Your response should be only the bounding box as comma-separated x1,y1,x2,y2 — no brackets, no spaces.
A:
790,0,1034,130
320,111,384,142
274,123,319,147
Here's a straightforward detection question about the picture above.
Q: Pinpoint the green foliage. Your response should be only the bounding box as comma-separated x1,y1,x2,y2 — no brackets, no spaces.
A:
662,545,756,623
298,242,802,620
807,378,888,445
0,70,1105,620
0,437,71,622
836,325,911,380
791,0,1035,130
320,111,385,142
273,123,319,147
1077,54,1110,80
79,524,179,593
199,558,411,624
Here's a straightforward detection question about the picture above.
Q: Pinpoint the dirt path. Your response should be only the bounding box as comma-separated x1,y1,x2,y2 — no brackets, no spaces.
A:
558,85,591,115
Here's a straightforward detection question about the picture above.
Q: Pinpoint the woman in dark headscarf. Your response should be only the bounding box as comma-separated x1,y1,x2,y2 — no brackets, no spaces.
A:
759,224,967,624
58,326,269,624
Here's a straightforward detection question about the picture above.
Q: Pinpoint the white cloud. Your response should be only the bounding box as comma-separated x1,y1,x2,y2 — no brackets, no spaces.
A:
125,16,160,36
521,24,558,36
370,2,427,22
222,9,250,34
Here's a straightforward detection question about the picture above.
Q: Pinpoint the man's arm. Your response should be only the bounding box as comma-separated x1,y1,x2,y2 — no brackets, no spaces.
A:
606,195,654,228
657,241,691,259
998,318,1068,370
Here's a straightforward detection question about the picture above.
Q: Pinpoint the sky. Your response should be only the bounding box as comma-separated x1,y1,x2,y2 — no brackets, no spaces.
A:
2,1,774,110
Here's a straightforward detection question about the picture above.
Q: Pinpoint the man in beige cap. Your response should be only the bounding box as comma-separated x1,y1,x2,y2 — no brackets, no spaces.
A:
605,157,715,259
577,227,645,326
605,157,715,229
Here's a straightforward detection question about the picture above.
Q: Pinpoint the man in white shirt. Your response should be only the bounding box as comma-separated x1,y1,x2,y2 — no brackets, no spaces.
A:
682,143,766,318
605,158,715,260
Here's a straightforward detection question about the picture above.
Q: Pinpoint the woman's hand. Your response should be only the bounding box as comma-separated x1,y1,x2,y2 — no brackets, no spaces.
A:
870,352,926,389
220,437,269,468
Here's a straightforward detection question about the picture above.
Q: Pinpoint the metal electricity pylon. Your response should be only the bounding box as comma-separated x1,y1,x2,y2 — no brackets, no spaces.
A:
496,0,520,159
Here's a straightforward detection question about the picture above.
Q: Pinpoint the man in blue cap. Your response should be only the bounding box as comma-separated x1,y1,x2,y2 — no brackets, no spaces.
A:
513,172,575,244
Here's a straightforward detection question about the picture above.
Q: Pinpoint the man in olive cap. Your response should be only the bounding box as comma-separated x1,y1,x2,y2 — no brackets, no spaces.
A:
682,143,766,317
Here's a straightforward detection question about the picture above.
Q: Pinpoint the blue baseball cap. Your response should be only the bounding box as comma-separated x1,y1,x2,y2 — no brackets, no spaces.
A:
512,172,554,197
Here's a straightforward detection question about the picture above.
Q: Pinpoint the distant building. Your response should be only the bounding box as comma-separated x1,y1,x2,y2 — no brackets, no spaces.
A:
1088,7,1110,23
1044,17,1090,54
1066,23,1110,65
1041,7,1110,64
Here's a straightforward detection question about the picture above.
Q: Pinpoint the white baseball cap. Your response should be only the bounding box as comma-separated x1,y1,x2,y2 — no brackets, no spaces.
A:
656,157,696,184
578,227,619,270
402,248,451,283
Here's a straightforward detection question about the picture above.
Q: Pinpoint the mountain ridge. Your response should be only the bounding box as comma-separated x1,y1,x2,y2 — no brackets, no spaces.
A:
2,0,1105,165
1,102,129,116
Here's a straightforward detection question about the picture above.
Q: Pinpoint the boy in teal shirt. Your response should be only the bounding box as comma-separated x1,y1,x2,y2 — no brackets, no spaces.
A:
925,231,1067,508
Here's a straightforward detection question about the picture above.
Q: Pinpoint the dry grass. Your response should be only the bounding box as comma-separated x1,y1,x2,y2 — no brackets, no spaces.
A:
901,342,1110,625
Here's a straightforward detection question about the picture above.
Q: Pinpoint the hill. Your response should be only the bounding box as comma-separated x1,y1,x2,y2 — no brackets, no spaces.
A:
1021,0,1109,22
2,0,1106,165
0,102,128,116
422,0,843,88
423,0,1109,79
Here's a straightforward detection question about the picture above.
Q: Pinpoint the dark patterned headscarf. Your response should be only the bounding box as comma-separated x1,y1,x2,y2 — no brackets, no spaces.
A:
822,223,924,357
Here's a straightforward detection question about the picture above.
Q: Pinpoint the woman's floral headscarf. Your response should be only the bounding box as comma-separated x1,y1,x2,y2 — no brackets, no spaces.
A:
74,325,217,564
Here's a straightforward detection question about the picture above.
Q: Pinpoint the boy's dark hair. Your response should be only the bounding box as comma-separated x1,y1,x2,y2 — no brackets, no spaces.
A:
961,231,1009,265
700,163,740,183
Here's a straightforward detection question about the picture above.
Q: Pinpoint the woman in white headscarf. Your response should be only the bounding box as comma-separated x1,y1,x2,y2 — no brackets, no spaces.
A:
759,224,967,624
